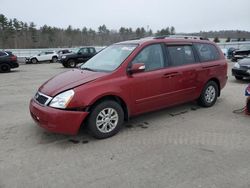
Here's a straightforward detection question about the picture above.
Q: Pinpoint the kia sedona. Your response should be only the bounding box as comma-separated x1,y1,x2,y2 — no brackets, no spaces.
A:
29,36,228,139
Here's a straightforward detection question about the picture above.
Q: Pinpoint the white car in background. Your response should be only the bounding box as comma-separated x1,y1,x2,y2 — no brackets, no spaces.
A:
25,51,58,64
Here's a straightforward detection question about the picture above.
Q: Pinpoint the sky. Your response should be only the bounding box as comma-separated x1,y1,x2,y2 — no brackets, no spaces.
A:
1,0,250,33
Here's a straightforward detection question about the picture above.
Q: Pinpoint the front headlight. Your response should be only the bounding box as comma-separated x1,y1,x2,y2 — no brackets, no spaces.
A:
234,63,240,69
61,55,66,59
49,90,74,109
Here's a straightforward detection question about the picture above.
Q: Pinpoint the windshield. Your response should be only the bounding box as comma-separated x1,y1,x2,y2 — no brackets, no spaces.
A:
80,44,137,72
70,48,79,53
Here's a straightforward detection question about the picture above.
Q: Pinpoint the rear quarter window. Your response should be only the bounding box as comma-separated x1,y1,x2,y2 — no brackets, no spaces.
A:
194,43,220,62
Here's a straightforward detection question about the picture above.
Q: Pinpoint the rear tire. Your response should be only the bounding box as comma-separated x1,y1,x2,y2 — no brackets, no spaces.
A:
198,81,218,107
235,76,243,80
51,57,58,63
87,100,124,139
0,64,11,73
67,59,76,68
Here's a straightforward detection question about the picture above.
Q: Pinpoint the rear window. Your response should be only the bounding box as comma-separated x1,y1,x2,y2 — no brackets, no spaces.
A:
0,51,7,56
194,43,220,62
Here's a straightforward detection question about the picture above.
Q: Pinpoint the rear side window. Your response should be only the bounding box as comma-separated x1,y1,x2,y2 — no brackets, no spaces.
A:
89,48,95,53
167,45,196,66
79,48,89,54
194,43,220,62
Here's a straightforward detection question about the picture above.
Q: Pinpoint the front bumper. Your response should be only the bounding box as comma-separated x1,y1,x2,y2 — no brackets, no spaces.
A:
232,68,250,77
25,58,32,63
232,55,248,61
29,99,89,135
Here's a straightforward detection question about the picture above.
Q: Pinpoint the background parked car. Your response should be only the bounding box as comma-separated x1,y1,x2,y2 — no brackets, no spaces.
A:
0,51,18,73
59,47,97,68
232,55,250,80
25,51,58,64
232,46,250,62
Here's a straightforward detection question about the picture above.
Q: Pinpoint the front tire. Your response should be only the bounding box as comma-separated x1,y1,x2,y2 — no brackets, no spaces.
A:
31,58,38,64
0,64,11,73
87,100,124,139
198,81,218,107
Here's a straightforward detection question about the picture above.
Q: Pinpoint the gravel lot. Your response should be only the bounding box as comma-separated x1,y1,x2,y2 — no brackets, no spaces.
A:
0,62,250,188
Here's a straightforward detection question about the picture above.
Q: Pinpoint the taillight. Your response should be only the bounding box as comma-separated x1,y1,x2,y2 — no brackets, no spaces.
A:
11,55,17,61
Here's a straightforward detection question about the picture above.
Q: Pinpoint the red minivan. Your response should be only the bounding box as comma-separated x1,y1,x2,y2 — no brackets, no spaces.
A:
30,37,227,138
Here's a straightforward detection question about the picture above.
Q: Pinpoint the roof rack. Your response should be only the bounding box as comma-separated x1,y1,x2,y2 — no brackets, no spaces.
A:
154,35,209,40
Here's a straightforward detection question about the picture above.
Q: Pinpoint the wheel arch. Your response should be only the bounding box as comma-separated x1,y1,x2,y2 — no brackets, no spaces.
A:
206,77,221,97
31,57,38,61
87,95,129,121
0,63,11,72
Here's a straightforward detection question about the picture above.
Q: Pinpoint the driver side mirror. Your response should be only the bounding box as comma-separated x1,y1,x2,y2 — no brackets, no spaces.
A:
127,63,145,74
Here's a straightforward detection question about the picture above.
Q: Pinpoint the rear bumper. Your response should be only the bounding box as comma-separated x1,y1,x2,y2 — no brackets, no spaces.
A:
10,62,19,68
29,99,89,135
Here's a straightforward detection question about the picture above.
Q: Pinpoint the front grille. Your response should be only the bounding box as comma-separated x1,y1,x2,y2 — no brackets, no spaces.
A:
34,92,52,106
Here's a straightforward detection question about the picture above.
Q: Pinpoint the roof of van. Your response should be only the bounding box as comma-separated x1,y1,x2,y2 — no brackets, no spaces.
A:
116,36,212,45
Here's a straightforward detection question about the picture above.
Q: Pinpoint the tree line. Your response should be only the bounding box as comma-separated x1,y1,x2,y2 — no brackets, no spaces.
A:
0,14,176,49
191,30,250,43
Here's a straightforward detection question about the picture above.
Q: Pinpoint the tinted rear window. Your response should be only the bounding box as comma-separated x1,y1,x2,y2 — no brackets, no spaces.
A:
0,51,7,56
194,43,220,62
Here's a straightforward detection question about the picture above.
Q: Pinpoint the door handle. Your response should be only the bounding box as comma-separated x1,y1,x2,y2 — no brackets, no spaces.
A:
163,72,181,78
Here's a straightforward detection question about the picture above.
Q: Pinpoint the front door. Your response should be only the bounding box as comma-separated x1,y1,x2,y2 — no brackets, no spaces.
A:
127,44,168,115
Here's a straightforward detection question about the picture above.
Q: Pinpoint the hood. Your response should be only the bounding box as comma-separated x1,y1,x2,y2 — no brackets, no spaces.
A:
39,69,108,96
239,57,250,66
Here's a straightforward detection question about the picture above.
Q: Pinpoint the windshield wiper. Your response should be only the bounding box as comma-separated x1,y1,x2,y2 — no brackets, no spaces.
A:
80,67,95,72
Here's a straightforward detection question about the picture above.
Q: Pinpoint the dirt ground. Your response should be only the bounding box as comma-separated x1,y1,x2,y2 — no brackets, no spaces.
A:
0,62,250,188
